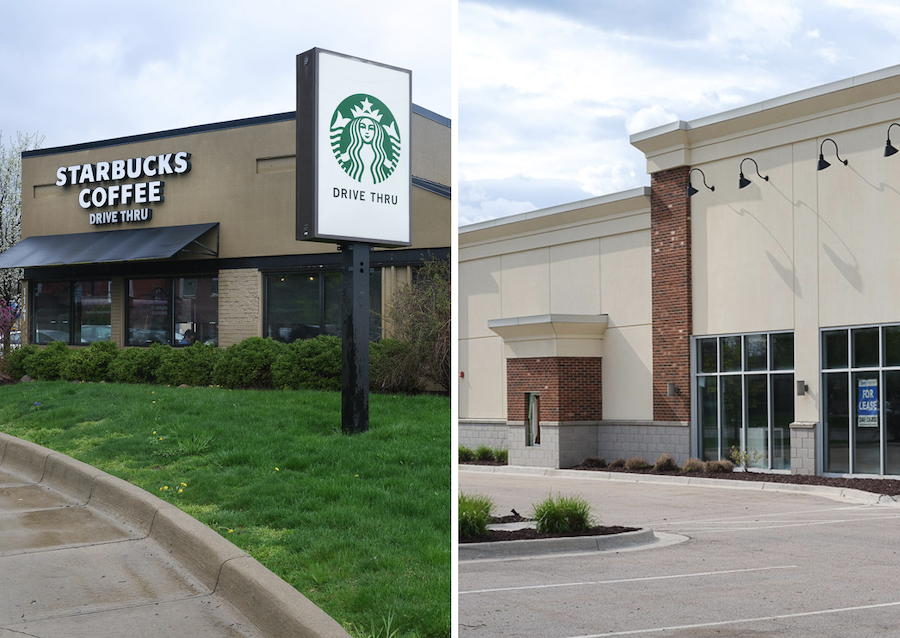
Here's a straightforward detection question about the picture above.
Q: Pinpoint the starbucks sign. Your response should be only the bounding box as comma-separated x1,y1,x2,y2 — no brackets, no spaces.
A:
296,48,411,246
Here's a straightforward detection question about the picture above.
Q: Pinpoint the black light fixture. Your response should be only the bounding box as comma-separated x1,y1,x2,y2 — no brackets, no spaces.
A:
885,123,900,157
687,167,714,197
738,157,769,189
817,138,848,171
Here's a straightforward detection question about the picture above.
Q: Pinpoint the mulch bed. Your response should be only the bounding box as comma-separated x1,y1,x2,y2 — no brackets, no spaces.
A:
460,460,900,496
460,513,638,544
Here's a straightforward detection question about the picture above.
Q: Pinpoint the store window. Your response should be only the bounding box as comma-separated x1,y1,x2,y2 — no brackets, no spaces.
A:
822,325,900,475
695,332,794,470
32,280,111,344
127,276,218,346
264,269,382,343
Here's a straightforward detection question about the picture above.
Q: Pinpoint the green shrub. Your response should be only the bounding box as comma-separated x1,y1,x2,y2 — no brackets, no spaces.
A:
624,456,650,471
156,342,221,387
272,335,342,391
681,457,706,473
370,338,422,393
707,459,735,473
494,448,508,464
212,337,286,389
653,453,680,472
5,344,38,379
458,446,475,463
531,494,594,534
108,343,170,384
61,340,119,382
580,457,607,468
609,458,626,468
459,492,493,539
24,341,71,380
475,445,495,462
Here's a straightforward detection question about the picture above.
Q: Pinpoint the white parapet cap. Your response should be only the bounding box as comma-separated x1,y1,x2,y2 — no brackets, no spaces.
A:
629,63,900,157
487,314,609,358
460,187,650,235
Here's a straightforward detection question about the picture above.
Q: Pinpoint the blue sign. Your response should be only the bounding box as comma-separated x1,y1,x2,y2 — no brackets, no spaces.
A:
858,379,878,428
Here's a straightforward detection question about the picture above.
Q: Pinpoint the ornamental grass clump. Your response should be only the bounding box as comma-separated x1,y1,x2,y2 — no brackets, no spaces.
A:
580,456,608,468
681,457,706,473
458,446,475,463
653,452,679,472
459,491,494,539
532,494,594,534
474,445,494,462
624,456,650,471
706,459,735,473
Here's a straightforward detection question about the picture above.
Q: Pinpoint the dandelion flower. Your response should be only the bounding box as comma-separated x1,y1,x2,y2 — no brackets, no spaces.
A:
275,467,280,471
178,489,183,494
180,482,187,487
163,486,169,490
228,529,234,533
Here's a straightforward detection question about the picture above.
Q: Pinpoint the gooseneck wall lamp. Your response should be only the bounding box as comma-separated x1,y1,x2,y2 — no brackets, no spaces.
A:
885,123,900,157
738,157,769,189
817,138,848,170
687,167,715,197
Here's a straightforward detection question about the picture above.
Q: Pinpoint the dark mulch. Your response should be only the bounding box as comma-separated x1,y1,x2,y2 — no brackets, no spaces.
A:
460,513,638,544
573,464,900,496
460,460,900,496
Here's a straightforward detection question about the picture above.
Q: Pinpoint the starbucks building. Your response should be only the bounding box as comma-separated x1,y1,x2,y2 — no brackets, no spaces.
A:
459,64,900,477
8,95,449,348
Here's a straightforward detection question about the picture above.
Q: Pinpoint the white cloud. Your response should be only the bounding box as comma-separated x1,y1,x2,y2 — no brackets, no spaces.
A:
625,105,679,136
459,197,537,226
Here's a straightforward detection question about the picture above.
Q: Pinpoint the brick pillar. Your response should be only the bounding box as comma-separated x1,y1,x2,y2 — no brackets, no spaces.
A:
507,357,602,422
651,166,691,422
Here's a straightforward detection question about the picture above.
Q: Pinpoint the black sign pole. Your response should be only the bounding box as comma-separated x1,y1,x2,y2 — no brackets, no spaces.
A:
341,241,370,434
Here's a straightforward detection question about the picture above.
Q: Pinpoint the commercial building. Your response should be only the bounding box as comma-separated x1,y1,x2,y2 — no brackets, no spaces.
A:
7,105,449,349
459,64,900,476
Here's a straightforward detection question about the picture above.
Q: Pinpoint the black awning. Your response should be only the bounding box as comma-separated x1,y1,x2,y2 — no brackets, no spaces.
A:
0,223,219,268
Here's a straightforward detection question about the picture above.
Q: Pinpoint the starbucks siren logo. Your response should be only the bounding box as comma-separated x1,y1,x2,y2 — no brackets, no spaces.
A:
330,94,401,185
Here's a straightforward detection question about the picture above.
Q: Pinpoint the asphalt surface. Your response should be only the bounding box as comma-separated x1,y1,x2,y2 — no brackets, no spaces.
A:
459,466,900,638
0,433,350,638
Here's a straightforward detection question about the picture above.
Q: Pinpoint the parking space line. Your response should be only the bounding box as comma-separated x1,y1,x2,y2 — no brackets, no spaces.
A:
459,565,797,595
674,512,900,534
564,600,900,637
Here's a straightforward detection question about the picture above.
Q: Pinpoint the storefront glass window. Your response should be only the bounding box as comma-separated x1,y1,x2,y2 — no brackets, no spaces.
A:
128,276,218,346
33,280,112,345
265,269,382,343
822,324,900,475
694,331,794,469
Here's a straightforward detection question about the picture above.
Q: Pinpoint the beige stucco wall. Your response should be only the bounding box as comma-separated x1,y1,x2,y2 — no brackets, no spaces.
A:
21,111,449,257
459,190,653,421
635,69,900,426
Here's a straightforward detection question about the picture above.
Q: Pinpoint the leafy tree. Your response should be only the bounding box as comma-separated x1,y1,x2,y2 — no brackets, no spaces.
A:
380,257,450,392
0,131,43,349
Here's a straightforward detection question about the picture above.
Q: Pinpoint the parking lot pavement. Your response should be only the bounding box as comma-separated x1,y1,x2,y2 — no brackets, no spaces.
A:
459,467,900,638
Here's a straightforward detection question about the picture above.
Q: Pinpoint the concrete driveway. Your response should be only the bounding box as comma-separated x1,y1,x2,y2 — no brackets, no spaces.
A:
459,467,900,638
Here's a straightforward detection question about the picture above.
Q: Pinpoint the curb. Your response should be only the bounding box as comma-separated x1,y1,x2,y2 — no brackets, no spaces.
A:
459,527,657,561
459,465,900,506
0,432,351,638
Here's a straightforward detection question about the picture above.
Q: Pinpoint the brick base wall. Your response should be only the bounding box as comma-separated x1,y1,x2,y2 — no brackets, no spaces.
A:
506,357,602,422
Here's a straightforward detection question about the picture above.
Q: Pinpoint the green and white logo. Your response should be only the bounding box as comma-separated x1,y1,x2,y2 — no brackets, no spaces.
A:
330,94,401,185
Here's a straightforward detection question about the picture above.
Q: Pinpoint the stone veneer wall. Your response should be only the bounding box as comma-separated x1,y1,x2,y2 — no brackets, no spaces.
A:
110,277,125,347
217,268,261,347
651,166,692,423
458,421,508,450
596,422,691,466
790,422,817,475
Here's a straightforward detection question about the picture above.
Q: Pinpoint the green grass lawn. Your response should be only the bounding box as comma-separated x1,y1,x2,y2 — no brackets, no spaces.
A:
0,380,450,638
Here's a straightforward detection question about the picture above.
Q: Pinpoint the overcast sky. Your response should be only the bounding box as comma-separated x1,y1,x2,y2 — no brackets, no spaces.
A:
459,0,900,225
0,0,451,150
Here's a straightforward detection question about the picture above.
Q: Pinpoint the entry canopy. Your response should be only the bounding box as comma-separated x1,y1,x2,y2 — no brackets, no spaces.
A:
0,223,219,268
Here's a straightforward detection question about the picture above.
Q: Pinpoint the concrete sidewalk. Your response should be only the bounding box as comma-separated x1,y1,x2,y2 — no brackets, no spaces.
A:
0,432,350,638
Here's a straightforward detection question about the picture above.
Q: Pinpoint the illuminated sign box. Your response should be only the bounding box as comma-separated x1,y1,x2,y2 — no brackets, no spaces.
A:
296,48,411,247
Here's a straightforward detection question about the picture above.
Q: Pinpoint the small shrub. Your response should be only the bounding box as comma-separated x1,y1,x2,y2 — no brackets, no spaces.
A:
681,457,707,473
459,492,493,539
580,457,608,469
24,340,71,380
707,459,735,473
108,343,170,384
370,337,422,394
5,343,38,379
475,445,495,462
653,453,680,472
608,458,626,468
458,446,475,463
729,445,764,470
61,340,119,382
272,335,341,391
156,342,221,387
624,456,650,471
494,448,508,464
212,337,286,389
531,494,594,534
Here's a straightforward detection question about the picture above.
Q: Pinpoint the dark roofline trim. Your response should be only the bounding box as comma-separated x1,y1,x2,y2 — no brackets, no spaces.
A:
23,104,450,159
412,176,451,199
